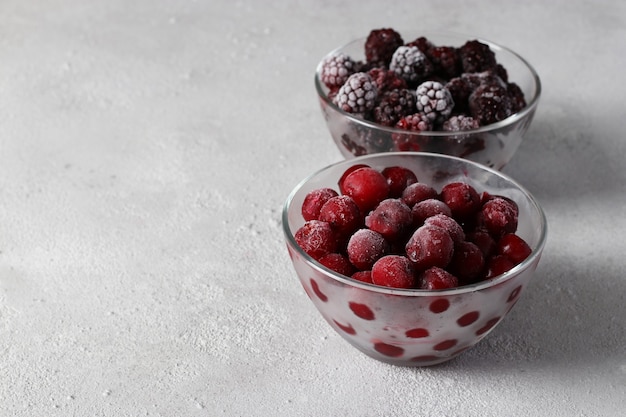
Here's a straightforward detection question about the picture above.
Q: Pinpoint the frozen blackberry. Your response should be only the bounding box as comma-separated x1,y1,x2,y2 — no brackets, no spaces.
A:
395,113,433,132
459,40,497,73
392,113,433,151
462,71,507,90
405,36,433,54
468,83,513,125
445,77,473,114
389,45,434,85
364,28,404,67
373,88,416,127
320,52,357,89
507,82,526,112
428,45,462,78
415,81,455,124
442,114,480,131
333,72,378,115
367,67,407,94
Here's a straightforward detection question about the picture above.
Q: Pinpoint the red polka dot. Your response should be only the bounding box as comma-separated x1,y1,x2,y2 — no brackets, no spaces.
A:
374,342,404,357
476,317,501,335
429,298,450,313
433,339,458,351
309,279,328,302
405,328,430,338
333,320,356,335
507,285,522,303
457,311,480,327
349,302,375,320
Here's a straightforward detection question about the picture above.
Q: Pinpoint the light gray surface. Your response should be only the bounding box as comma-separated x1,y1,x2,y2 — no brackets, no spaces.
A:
0,0,625,416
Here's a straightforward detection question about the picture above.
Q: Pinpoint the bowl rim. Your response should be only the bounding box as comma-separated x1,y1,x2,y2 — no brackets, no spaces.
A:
314,30,542,137
282,152,548,297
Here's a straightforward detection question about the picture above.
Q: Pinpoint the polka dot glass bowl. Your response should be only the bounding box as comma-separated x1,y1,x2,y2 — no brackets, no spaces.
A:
315,31,541,170
282,152,547,366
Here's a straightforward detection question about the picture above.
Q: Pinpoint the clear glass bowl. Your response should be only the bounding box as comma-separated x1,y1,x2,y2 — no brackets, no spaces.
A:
315,31,541,170
283,152,547,366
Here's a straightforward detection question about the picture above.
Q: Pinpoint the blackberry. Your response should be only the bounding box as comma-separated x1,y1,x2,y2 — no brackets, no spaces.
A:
445,77,473,114
442,114,480,131
334,72,378,115
364,28,404,67
320,52,357,88
389,46,434,85
373,88,416,127
367,67,407,94
459,40,497,73
405,36,433,54
415,81,455,124
468,83,513,125
507,82,526,112
392,113,433,151
462,71,507,90
428,45,462,78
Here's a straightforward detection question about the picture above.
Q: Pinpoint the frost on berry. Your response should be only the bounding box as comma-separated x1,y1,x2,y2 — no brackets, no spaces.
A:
347,228,390,270
294,220,338,260
460,40,497,73
405,224,454,271
302,188,339,221
411,199,452,225
371,255,416,289
440,182,481,221
368,67,407,94
389,45,434,85
333,72,378,115
320,52,357,88
364,28,404,67
372,88,416,127
442,115,480,132
318,195,362,238
418,267,459,290
365,198,413,242
468,83,513,125
477,196,519,237
415,81,455,124
401,182,438,208
319,252,355,277
392,113,433,151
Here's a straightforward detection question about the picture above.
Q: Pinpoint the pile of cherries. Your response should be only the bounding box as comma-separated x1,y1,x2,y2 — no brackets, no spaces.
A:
294,164,531,290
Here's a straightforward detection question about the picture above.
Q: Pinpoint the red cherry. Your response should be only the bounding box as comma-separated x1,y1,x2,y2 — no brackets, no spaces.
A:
381,166,418,198
372,255,416,289
497,233,532,264
340,167,390,213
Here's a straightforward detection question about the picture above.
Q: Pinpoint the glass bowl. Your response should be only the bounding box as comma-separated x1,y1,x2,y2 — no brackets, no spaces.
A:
315,31,541,170
283,152,547,366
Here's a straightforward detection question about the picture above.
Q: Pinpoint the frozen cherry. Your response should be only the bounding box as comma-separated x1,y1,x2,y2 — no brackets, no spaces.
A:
485,254,515,279
338,164,369,192
381,166,418,198
401,182,438,207
478,196,519,237
405,224,454,270
371,255,416,289
351,270,373,284
294,220,338,260
365,198,413,242
302,188,339,221
467,228,497,258
418,267,458,290
449,241,485,284
318,195,362,237
318,253,355,276
440,182,481,220
497,233,531,264
424,214,465,243
347,228,390,270
411,198,452,225
340,167,390,213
